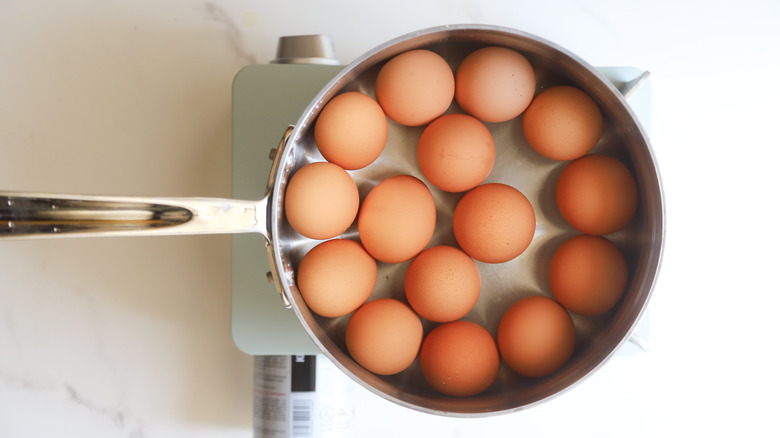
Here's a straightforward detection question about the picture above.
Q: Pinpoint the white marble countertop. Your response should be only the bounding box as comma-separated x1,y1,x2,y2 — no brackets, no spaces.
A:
2,1,779,437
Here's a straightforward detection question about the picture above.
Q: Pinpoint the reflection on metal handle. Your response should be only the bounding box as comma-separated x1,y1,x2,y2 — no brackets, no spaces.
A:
0,193,264,240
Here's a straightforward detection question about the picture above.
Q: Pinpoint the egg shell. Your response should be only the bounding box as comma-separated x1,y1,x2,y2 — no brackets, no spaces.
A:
297,239,378,318
455,46,536,123
497,296,575,378
416,113,495,193
522,85,603,161
375,49,455,126
556,154,638,235
419,321,500,397
284,162,359,240
345,298,423,375
452,183,536,264
358,175,436,264
549,235,628,316
404,245,481,322
314,91,388,170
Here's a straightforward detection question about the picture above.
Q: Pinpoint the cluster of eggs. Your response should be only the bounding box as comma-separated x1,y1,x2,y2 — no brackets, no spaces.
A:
284,45,638,397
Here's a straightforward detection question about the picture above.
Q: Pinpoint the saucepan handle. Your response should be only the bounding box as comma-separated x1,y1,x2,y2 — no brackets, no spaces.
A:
0,193,263,239
0,126,302,241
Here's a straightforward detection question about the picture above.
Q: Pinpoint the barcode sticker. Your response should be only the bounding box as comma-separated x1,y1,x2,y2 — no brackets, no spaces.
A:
291,398,314,437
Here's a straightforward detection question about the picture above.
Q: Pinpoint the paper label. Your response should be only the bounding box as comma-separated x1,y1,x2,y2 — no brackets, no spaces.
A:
254,355,355,438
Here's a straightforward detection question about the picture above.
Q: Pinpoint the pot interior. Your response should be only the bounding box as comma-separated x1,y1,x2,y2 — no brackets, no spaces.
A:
268,25,663,416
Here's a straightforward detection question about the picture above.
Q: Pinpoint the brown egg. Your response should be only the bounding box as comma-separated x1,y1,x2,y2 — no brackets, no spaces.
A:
556,154,638,235
455,46,536,123
549,235,628,316
358,175,436,263
522,85,603,161
498,296,575,378
419,321,500,397
284,162,359,240
417,113,495,193
453,183,536,263
297,239,378,318
345,298,423,375
375,49,455,126
314,91,388,170
404,245,481,322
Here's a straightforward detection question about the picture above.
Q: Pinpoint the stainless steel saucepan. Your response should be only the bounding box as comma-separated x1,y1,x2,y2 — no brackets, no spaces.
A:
0,24,664,416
